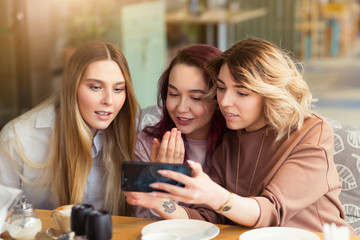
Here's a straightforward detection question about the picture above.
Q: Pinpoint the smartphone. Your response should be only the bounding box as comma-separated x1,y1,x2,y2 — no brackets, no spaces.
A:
121,161,193,192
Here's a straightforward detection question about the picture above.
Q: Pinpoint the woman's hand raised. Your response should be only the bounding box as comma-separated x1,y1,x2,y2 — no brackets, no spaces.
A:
150,128,185,164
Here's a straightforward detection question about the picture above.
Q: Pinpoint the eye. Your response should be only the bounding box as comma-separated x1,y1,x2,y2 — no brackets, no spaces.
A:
191,97,201,101
237,92,248,97
168,93,178,97
217,86,225,91
90,85,101,90
114,87,124,93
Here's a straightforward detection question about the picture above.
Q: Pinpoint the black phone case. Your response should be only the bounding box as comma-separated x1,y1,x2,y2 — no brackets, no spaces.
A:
121,161,193,192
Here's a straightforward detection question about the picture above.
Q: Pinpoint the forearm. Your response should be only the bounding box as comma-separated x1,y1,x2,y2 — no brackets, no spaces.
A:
153,199,189,219
206,187,260,227
221,194,260,226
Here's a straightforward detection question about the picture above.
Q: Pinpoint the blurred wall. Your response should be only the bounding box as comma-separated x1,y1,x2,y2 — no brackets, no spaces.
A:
0,0,54,128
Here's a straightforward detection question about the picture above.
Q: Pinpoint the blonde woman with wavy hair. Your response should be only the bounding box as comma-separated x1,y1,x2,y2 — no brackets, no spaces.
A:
124,38,355,234
0,40,139,216
208,37,314,140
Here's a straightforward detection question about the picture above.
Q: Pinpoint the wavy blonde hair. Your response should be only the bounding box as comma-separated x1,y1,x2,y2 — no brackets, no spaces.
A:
207,38,314,140
50,40,139,215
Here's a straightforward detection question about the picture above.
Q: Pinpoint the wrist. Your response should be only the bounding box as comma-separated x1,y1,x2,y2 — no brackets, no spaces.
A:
215,191,234,214
155,199,177,215
211,188,229,210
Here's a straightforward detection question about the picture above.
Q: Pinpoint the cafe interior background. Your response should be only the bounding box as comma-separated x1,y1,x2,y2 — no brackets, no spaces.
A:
0,0,360,130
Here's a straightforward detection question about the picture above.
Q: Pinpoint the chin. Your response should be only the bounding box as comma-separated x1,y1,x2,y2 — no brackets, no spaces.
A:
92,124,111,131
226,123,241,130
176,128,191,135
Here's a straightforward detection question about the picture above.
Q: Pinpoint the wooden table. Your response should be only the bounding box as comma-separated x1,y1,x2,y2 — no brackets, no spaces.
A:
2,209,360,239
166,8,267,51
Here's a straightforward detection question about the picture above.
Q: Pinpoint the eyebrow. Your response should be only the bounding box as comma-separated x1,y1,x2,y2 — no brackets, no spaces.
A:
217,78,245,89
85,78,125,85
168,83,205,94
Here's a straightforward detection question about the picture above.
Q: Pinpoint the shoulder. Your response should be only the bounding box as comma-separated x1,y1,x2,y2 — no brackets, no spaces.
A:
285,114,334,151
137,130,154,143
304,113,331,128
0,102,55,165
135,130,154,151
1,103,55,142
300,114,333,140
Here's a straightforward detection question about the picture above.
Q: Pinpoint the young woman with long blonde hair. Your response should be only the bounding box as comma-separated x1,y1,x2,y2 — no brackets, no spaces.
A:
0,40,139,216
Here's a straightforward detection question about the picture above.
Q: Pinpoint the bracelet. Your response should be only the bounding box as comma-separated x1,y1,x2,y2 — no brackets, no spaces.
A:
216,191,233,213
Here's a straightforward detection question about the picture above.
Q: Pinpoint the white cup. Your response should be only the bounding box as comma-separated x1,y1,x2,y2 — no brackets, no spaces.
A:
141,232,180,240
50,204,74,233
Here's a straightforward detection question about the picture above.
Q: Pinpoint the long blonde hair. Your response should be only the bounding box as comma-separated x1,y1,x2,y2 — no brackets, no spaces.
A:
51,40,139,215
207,38,314,140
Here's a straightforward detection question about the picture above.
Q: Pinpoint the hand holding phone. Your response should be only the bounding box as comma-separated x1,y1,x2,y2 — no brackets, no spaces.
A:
121,161,193,192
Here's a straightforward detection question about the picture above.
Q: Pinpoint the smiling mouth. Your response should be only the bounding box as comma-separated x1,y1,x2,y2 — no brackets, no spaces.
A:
178,117,192,121
96,111,111,116
224,113,237,117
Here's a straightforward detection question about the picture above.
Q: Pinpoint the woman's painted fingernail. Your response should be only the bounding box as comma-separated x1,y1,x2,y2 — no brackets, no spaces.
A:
149,183,159,188
148,192,157,197
187,160,195,165
158,170,167,175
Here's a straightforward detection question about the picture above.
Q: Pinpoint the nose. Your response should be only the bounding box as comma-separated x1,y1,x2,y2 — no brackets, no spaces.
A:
101,89,113,105
177,97,190,113
219,90,233,108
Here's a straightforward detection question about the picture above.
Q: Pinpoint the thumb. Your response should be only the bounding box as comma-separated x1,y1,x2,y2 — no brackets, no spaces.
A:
186,160,203,177
150,138,160,162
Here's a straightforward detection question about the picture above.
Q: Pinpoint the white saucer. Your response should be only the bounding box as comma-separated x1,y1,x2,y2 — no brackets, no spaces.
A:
239,227,320,240
141,219,220,240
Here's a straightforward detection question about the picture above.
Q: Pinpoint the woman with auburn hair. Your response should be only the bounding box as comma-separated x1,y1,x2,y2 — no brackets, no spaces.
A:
0,40,139,215
125,38,355,234
130,44,227,219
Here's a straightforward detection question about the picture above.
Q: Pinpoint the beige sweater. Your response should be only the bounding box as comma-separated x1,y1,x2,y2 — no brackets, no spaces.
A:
185,114,355,234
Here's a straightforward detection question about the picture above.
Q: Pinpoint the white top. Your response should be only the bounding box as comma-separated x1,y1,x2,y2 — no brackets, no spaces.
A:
0,103,105,210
